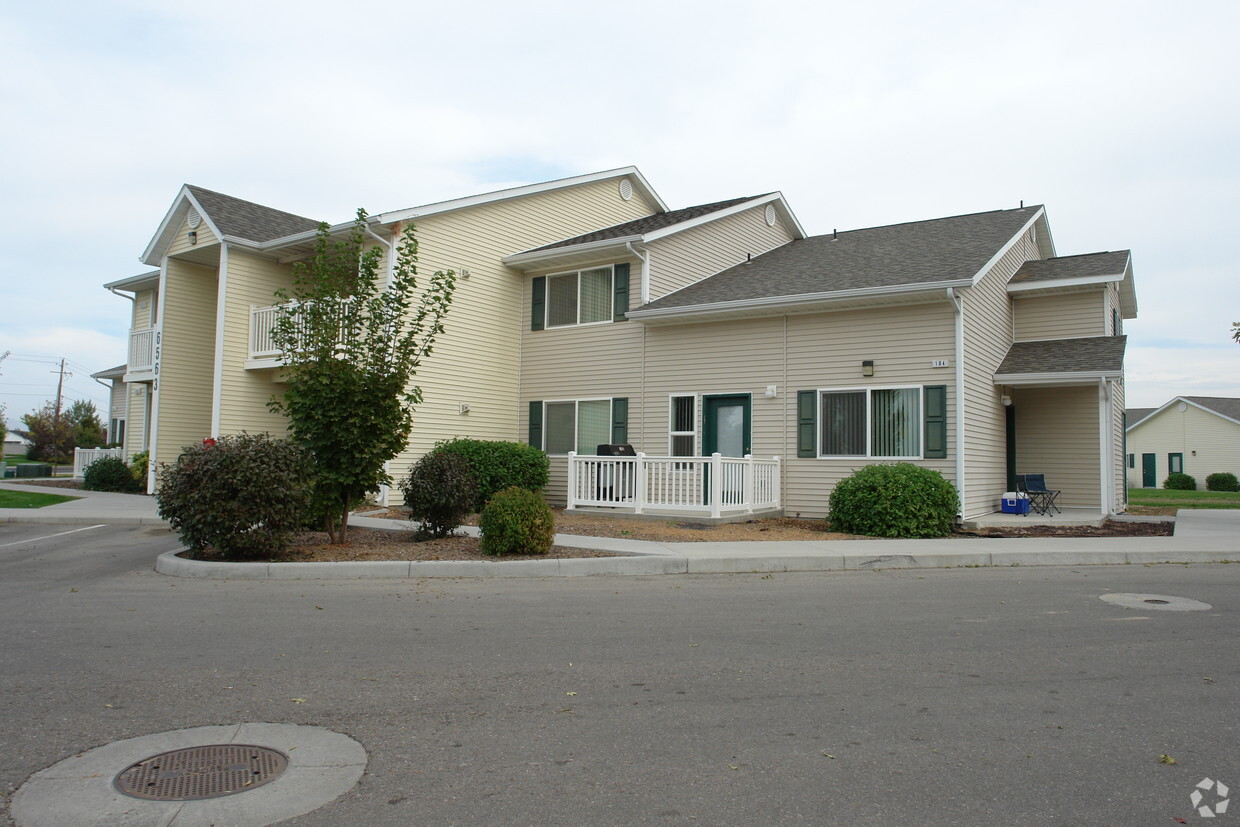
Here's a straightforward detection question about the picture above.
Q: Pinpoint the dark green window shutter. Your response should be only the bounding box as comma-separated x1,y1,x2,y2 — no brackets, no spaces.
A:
924,385,947,458
531,276,546,331
796,391,817,458
528,401,543,448
613,263,630,321
611,397,629,444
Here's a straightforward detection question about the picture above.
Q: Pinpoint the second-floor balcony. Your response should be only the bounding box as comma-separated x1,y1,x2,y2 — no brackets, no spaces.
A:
128,328,155,374
248,299,357,367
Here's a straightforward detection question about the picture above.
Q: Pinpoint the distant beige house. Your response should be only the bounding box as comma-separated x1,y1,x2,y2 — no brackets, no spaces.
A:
104,167,1138,519
1126,397,1240,489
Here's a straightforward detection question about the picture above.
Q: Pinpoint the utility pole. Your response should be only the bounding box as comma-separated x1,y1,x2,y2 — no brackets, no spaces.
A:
51,358,70,463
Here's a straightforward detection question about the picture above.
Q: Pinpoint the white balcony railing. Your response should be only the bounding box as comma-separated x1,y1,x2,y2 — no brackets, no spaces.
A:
567,452,781,517
250,299,357,362
128,328,155,372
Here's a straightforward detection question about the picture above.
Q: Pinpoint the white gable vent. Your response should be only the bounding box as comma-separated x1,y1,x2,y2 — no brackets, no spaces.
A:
619,179,633,201
764,204,776,226
187,207,202,229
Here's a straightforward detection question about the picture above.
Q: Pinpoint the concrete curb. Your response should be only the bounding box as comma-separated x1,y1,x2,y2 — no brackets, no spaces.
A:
0,513,170,526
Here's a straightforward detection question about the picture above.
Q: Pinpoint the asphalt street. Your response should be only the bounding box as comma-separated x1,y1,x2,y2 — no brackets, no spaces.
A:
1,524,1236,825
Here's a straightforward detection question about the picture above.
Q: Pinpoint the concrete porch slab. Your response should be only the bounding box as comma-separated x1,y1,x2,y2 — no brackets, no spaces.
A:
961,507,1107,530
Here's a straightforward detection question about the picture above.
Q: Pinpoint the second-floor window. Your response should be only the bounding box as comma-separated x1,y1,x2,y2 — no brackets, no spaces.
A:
547,266,613,327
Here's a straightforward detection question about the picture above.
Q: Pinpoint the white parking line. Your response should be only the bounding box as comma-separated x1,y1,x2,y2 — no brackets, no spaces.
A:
0,524,108,548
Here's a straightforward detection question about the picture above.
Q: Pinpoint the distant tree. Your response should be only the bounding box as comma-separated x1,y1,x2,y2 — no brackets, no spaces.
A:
269,210,456,543
1232,321,1239,344
20,401,74,463
66,400,106,448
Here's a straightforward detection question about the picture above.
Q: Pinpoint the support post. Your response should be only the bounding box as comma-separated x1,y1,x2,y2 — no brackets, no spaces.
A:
710,452,722,518
567,451,577,509
635,452,646,514
744,454,755,513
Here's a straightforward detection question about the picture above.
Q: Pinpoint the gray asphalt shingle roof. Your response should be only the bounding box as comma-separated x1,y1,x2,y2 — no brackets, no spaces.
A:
1011,250,1130,283
636,206,1042,311
528,196,764,252
187,186,321,243
1182,397,1240,423
1125,407,1156,427
996,336,1127,375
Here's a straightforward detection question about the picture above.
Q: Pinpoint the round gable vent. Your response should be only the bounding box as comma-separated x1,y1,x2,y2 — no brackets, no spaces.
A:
187,207,202,229
764,204,776,226
619,179,633,201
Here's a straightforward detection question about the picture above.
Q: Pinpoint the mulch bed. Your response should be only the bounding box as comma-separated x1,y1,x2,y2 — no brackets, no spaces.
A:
959,520,1174,538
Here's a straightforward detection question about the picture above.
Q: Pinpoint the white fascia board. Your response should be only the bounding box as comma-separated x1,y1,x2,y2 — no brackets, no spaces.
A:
992,370,1123,386
626,280,970,323
1007,273,1122,294
1034,210,1056,258
968,207,1045,286
502,235,644,269
642,193,806,243
371,166,667,226
104,271,162,292
140,187,224,266
1119,256,1138,318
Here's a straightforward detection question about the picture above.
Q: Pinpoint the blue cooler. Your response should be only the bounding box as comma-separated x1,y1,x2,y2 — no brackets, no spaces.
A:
1001,492,1030,514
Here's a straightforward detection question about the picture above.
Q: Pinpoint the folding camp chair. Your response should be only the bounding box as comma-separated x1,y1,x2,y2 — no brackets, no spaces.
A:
1016,474,1061,516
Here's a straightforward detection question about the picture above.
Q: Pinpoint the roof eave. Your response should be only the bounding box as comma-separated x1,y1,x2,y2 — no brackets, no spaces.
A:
104,271,162,292
502,235,644,270
1007,272,1124,293
140,186,224,267
993,370,1123,387
627,280,971,324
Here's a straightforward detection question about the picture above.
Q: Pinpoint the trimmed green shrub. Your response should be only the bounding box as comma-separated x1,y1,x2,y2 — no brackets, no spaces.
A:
399,451,478,539
827,462,959,538
129,450,149,489
478,486,555,556
431,438,549,510
155,434,312,559
1163,472,1197,491
82,456,142,493
1205,472,1239,492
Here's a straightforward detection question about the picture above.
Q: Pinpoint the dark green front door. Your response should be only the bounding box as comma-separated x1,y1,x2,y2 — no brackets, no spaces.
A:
1142,453,1156,488
703,395,751,457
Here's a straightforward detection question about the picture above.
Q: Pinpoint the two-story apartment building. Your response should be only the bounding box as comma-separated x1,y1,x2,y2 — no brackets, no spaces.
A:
104,166,1137,520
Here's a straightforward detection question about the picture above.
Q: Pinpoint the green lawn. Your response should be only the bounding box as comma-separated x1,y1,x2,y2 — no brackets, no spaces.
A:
1127,488,1240,510
0,489,81,508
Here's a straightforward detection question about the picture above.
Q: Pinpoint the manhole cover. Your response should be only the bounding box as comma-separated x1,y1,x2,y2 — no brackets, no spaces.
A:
1099,593,1213,612
115,744,288,801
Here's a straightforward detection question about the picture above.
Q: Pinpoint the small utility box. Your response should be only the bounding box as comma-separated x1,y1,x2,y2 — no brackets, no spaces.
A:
1001,492,1030,515
16,463,52,479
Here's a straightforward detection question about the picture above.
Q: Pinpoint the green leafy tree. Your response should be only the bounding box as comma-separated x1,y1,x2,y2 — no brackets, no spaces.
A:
19,401,74,463
269,210,455,543
66,399,106,448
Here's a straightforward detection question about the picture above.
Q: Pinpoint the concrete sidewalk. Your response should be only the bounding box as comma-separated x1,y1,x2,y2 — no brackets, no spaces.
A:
3,481,1237,578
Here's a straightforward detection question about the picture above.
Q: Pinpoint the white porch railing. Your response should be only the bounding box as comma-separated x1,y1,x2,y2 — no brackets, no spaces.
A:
128,328,155,372
74,447,125,479
567,452,781,517
250,299,357,361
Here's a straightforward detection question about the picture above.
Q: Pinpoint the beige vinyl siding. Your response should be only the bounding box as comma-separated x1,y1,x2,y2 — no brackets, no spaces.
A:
133,289,157,329
216,249,295,436
1126,403,1240,490
385,178,655,498
784,303,957,519
520,258,644,504
959,228,1037,516
646,205,794,302
166,214,217,257
1011,385,1100,508
1104,282,1122,335
152,259,216,468
1013,289,1105,341
125,384,149,457
107,380,126,430
1112,379,1126,511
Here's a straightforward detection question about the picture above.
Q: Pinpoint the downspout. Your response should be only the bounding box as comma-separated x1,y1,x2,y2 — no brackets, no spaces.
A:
625,241,650,305
947,288,965,518
365,224,396,506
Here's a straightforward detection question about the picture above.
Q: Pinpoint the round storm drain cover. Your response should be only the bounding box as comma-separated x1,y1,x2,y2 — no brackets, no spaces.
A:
1099,593,1213,612
115,744,288,801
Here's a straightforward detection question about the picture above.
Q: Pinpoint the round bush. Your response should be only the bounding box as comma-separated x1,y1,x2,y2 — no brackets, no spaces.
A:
129,450,150,489
1205,472,1238,492
155,434,312,559
1163,472,1197,491
478,486,554,556
399,451,478,539
82,456,142,493
827,462,960,538
431,438,549,511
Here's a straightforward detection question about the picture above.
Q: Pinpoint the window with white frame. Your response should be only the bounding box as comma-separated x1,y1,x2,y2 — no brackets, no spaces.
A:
547,266,613,327
544,399,612,455
821,387,922,458
669,395,696,456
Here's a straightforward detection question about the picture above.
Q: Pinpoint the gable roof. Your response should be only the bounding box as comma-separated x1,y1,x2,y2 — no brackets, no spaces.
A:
529,196,763,252
993,335,1127,385
628,205,1044,322
1128,396,1240,430
184,186,321,242
1009,250,1137,317
1125,407,1156,427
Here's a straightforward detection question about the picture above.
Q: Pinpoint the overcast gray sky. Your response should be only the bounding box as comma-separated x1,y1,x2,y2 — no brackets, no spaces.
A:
3,0,1237,431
